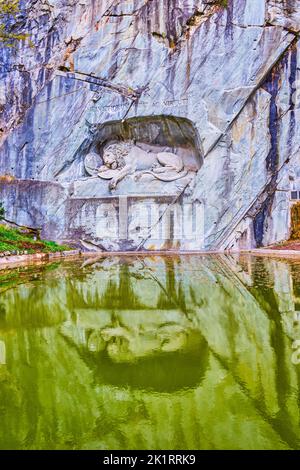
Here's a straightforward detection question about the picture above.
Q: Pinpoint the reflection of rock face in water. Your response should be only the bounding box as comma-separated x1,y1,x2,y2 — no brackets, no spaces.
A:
2,255,300,449
59,257,210,390
70,318,210,391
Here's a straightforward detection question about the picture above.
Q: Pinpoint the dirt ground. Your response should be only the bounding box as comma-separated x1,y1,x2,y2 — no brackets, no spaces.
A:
268,240,300,251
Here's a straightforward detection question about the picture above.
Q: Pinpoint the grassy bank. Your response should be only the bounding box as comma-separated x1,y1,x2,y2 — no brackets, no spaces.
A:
0,224,71,255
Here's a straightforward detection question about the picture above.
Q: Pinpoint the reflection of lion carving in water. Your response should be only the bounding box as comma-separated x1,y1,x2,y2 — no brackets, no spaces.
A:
86,142,189,190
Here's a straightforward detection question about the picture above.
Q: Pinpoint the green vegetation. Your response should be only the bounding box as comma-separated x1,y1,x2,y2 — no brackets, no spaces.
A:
0,203,4,220
0,262,62,294
0,224,71,255
0,0,28,46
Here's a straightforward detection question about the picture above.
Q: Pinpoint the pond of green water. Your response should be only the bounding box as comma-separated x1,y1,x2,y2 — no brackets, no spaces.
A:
0,254,300,450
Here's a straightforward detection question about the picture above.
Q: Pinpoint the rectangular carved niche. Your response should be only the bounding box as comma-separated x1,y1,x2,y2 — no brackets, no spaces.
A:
67,196,204,251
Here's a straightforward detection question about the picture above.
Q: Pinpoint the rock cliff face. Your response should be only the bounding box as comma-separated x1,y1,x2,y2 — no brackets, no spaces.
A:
0,0,300,251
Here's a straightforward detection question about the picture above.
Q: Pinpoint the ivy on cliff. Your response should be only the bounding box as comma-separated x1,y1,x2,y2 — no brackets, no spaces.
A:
0,0,28,46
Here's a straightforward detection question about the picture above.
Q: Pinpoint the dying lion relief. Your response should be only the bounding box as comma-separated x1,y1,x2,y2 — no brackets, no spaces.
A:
85,142,191,190
291,202,300,240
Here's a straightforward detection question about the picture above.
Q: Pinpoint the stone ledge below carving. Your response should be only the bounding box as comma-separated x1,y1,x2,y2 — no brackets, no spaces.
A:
70,172,196,198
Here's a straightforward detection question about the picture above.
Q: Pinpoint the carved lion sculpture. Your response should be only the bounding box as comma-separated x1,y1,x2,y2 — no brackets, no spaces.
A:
92,142,188,190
